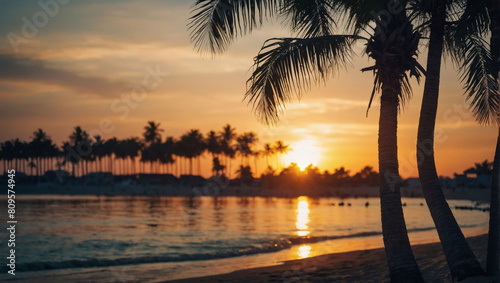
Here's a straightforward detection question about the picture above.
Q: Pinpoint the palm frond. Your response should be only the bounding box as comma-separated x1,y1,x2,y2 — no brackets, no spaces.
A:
459,35,499,125
362,10,425,115
444,0,489,61
245,35,361,123
280,0,338,37
340,0,387,34
189,0,279,54
452,0,489,39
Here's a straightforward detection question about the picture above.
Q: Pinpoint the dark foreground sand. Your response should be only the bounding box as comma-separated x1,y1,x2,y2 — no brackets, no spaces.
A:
166,234,495,283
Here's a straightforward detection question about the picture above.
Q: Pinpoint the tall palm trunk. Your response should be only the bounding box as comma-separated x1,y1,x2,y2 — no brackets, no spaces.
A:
487,0,500,276
489,129,500,276
379,77,424,282
416,4,485,280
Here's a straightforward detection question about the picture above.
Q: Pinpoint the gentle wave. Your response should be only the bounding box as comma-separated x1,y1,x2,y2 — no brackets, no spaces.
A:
14,224,484,272
15,231,387,272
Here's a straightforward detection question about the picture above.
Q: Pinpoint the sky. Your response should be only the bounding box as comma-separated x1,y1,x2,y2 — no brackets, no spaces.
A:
0,0,497,178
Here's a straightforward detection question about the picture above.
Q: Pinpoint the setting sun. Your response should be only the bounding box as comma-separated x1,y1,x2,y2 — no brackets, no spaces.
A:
285,139,322,170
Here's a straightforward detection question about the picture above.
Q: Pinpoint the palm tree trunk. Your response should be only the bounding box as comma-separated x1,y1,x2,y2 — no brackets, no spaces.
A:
487,0,500,276
379,78,423,282
488,128,500,276
416,4,484,280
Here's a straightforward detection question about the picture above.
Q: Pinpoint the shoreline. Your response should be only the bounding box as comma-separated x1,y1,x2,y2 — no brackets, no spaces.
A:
165,234,493,283
13,184,492,202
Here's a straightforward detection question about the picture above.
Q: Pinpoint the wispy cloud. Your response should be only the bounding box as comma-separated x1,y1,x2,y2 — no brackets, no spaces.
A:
0,54,127,97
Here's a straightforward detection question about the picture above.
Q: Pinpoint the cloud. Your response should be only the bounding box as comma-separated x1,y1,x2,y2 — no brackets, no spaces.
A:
0,54,127,97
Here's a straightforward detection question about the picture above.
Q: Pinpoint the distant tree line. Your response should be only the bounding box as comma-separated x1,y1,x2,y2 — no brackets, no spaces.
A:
258,164,379,189
0,122,294,178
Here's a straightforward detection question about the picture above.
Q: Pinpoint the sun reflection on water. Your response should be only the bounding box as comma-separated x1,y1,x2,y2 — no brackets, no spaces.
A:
296,196,310,236
298,245,311,258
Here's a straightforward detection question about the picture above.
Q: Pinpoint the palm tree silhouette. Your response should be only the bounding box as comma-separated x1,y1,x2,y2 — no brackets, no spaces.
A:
262,143,275,169
220,124,237,177
143,121,163,144
123,137,142,174
189,1,425,280
178,129,205,175
67,126,91,176
142,121,165,173
273,140,290,169
0,141,15,174
236,132,258,167
104,138,117,175
412,1,491,278
92,135,106,172
206,130,222,159
162,137,176,174
485,0,500,274
451,0,500,276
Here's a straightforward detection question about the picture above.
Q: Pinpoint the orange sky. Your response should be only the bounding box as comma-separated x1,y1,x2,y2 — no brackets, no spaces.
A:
0,1,496,178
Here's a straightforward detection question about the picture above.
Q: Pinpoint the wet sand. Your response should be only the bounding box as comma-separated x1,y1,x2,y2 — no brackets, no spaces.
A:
166,234,494,283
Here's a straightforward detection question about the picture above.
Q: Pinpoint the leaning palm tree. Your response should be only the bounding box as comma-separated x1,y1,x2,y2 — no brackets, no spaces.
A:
451,0,500,276
412,0,490,279
189,1,425,281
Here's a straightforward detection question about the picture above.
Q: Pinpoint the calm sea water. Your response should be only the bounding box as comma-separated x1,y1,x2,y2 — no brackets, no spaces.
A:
0,195,489,282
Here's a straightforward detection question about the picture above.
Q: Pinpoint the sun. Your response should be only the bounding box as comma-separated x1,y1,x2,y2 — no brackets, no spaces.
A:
285,139,322,170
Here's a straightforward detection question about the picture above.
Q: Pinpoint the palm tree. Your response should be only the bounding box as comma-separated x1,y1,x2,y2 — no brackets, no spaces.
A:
104,138,117,174
63,141,78,177
206,130,222,159
140,144,154,173
486,0,500,275
189,2,425,281
67,126,91,176
471,160,494,175
143,121,163,144
178,129,205,175
274,140,290,169
12,139,23,173
452,0,500,276
31,129,48,175
162,137,176,174
123,137,142,174
414,1,489,279
1,141,15,174
236,132,258,167
262,143,275,168
142,121,164,173
92,135,106,172
220,124,237,177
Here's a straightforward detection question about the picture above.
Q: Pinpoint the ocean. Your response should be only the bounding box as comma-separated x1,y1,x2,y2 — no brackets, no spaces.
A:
0,195,489,282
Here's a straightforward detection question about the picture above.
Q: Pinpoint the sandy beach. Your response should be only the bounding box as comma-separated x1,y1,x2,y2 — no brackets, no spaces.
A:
166,234,493,283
